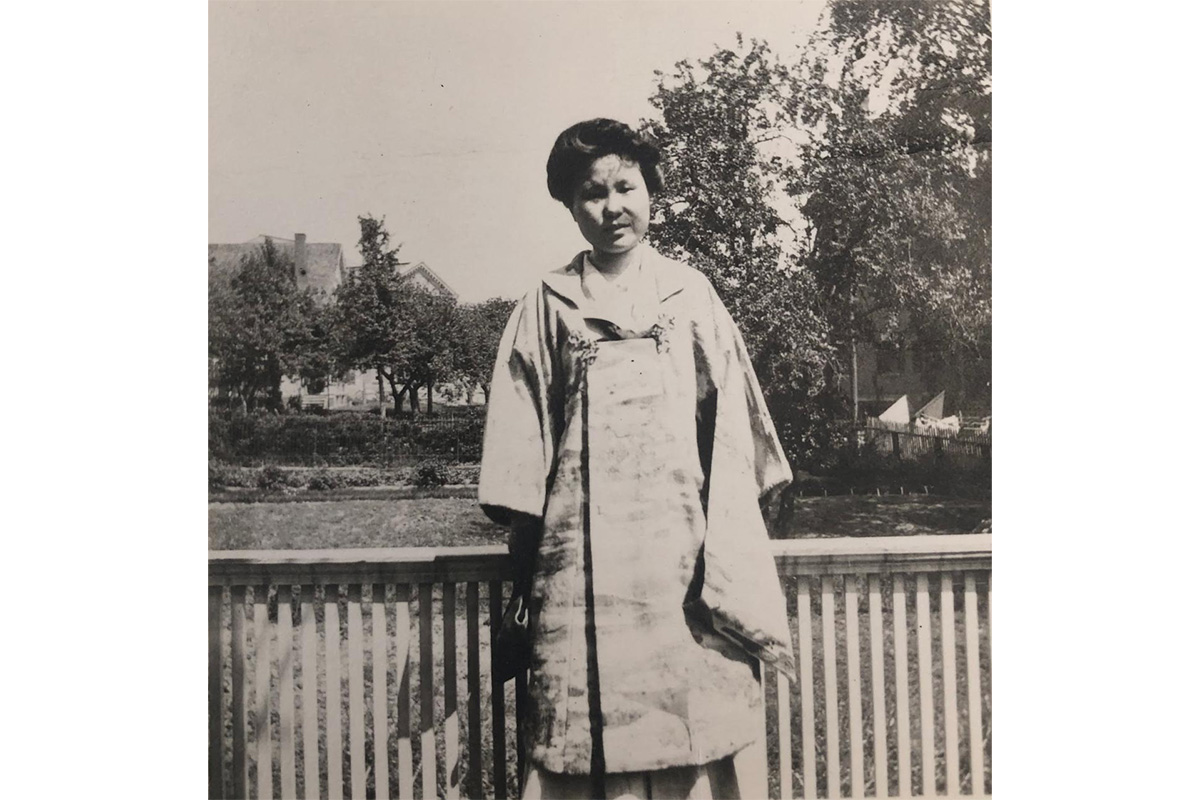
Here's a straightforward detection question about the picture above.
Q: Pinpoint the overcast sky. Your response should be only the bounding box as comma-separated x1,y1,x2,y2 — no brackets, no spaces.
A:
210,0,828,302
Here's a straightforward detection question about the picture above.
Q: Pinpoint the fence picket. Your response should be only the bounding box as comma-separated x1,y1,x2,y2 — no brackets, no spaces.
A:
348,585,367,800
822,576,840,799
964,574,984,796
210,586,224,799
466,583,483,800
324,585,344,800
396,585,414,800
419,584,436,800
916,575,935,796
278,586,297,799
373,584,392,800
868,576,887,797
232,587,248,800
254,587,272,800
444,583,460,800
489,582,507,800
778,666,793,800
300,586,319,799
892,576,910,797
941,574,960,793
796,578,817,800
515,666,528,790
846,577,864,797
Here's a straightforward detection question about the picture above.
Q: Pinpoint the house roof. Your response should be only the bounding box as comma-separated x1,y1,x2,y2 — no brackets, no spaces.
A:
208,235,345,297
400,262,458,300
344,260,459,300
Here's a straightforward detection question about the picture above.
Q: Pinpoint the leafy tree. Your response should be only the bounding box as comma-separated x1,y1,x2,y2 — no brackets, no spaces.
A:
643,37,839,470
294,300,343,396
448,297,518,404
333,214,460,415
791,0,992,414
641,0,992,467
208,239,318,412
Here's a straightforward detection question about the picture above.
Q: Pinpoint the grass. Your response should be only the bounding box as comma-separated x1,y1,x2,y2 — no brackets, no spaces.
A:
210,495,989,551
774,495,990,539
209,498,502,550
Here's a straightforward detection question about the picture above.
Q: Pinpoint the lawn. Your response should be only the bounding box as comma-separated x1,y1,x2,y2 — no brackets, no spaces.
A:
209,494,989,550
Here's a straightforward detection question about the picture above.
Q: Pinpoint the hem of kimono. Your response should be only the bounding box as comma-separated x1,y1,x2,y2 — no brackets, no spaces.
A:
757,468,793,500
524,730,759,778
521,739,766,799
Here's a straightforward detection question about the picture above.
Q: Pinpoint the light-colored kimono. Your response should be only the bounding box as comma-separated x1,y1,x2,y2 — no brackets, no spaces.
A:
479,248,793,779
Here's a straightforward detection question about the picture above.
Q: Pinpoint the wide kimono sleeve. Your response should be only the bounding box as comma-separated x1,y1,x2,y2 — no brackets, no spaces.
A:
694,283,796,679
478,288,557,526
710,287,793,498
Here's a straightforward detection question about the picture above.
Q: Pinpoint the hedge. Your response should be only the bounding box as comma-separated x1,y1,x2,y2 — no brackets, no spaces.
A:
209,409,484,466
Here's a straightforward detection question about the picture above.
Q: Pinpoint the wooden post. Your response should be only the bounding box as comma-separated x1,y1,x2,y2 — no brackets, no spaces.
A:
209,587,224,800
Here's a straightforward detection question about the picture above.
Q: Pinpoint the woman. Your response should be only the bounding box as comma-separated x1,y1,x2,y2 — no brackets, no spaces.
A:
479,118,794,800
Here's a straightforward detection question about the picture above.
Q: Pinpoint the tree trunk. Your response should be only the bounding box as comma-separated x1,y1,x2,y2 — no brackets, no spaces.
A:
377,370,386,419
408,384,419,414
851,336,859,424
426,381,433,414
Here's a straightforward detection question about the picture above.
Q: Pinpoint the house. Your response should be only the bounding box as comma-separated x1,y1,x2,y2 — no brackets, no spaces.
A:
209,233,460,411
840,337,991,421
208,234,346,298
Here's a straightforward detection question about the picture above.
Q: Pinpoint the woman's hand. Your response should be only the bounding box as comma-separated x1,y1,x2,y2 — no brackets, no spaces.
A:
507,512,542,595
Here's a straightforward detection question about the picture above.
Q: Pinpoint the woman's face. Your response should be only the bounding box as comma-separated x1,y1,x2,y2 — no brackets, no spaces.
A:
569,154,651,256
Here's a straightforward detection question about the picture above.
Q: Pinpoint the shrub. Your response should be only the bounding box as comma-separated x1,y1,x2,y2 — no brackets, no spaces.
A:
257,465,296,491
446,464,481,485
410,460,450,487
209,459,236,491
306,469,345,491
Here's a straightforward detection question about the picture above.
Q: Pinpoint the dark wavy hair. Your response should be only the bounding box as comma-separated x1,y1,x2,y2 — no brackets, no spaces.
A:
546,118,665,208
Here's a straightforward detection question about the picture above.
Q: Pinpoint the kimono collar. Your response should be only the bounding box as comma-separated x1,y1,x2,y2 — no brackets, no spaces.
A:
542,247,689,309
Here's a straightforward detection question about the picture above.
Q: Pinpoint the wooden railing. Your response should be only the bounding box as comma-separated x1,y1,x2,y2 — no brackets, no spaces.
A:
209,535,991,799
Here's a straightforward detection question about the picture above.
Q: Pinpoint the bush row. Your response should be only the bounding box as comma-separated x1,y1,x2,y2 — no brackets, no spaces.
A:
209,459,482,492
209,409,484,466
792,446,991,500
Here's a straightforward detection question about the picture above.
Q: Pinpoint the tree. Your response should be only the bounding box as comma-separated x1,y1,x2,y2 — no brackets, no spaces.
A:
447,297,518,404
293,300,343,396
333,214,460,415
640,1,992,467
643,37,839,470
208,239,318,412
791,0,992,415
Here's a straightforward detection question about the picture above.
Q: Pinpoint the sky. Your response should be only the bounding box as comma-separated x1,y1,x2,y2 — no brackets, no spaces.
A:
210,0,829,302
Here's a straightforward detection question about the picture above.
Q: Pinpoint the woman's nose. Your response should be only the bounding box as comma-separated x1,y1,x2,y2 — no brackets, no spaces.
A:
602,195,623,217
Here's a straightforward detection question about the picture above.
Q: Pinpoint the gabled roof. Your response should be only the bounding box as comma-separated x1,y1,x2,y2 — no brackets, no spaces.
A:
344,259,459,300
208,235,345,297
400,262,458,300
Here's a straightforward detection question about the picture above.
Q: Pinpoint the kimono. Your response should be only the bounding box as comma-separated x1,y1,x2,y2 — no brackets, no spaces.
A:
479,248,794,778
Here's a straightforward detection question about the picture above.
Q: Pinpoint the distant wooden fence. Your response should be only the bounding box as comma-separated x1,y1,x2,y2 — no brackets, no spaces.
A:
857,420,991,461
209,535,991,799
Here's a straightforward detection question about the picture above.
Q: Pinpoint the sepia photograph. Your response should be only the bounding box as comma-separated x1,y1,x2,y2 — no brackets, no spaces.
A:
207,2,991,798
